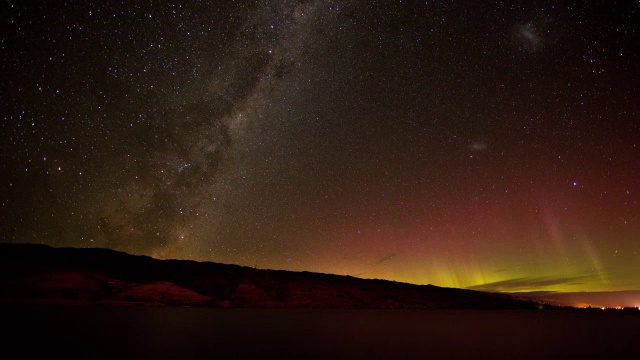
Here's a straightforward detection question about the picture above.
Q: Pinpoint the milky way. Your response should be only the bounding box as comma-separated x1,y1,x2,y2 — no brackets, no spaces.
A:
92,0,346,258
2,1,639,297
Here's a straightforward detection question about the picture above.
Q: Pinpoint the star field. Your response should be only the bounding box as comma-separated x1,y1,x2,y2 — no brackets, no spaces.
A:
1,0,639,295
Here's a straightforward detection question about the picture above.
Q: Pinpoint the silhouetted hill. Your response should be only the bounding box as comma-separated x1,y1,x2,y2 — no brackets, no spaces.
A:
0,243,541,309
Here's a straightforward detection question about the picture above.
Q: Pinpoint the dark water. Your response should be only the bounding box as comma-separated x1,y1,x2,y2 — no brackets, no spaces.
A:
3,306,639,359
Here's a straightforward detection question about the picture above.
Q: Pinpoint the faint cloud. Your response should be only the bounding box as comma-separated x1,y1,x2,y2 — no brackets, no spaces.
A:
518,23,541,48
376,253,397,265
512,15,556,52
469,141,487,151
468,274,597,292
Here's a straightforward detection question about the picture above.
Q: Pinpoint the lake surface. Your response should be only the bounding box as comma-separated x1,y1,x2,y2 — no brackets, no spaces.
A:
3,306,639,359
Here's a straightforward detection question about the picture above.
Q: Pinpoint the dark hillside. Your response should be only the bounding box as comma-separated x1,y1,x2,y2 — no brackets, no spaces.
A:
0,243,541,309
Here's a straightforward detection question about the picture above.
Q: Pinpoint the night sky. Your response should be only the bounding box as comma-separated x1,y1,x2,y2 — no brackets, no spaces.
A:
2,0,639,295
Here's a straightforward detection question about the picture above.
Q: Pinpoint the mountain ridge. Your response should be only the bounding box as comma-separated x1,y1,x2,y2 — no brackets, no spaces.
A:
0,243,544,309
